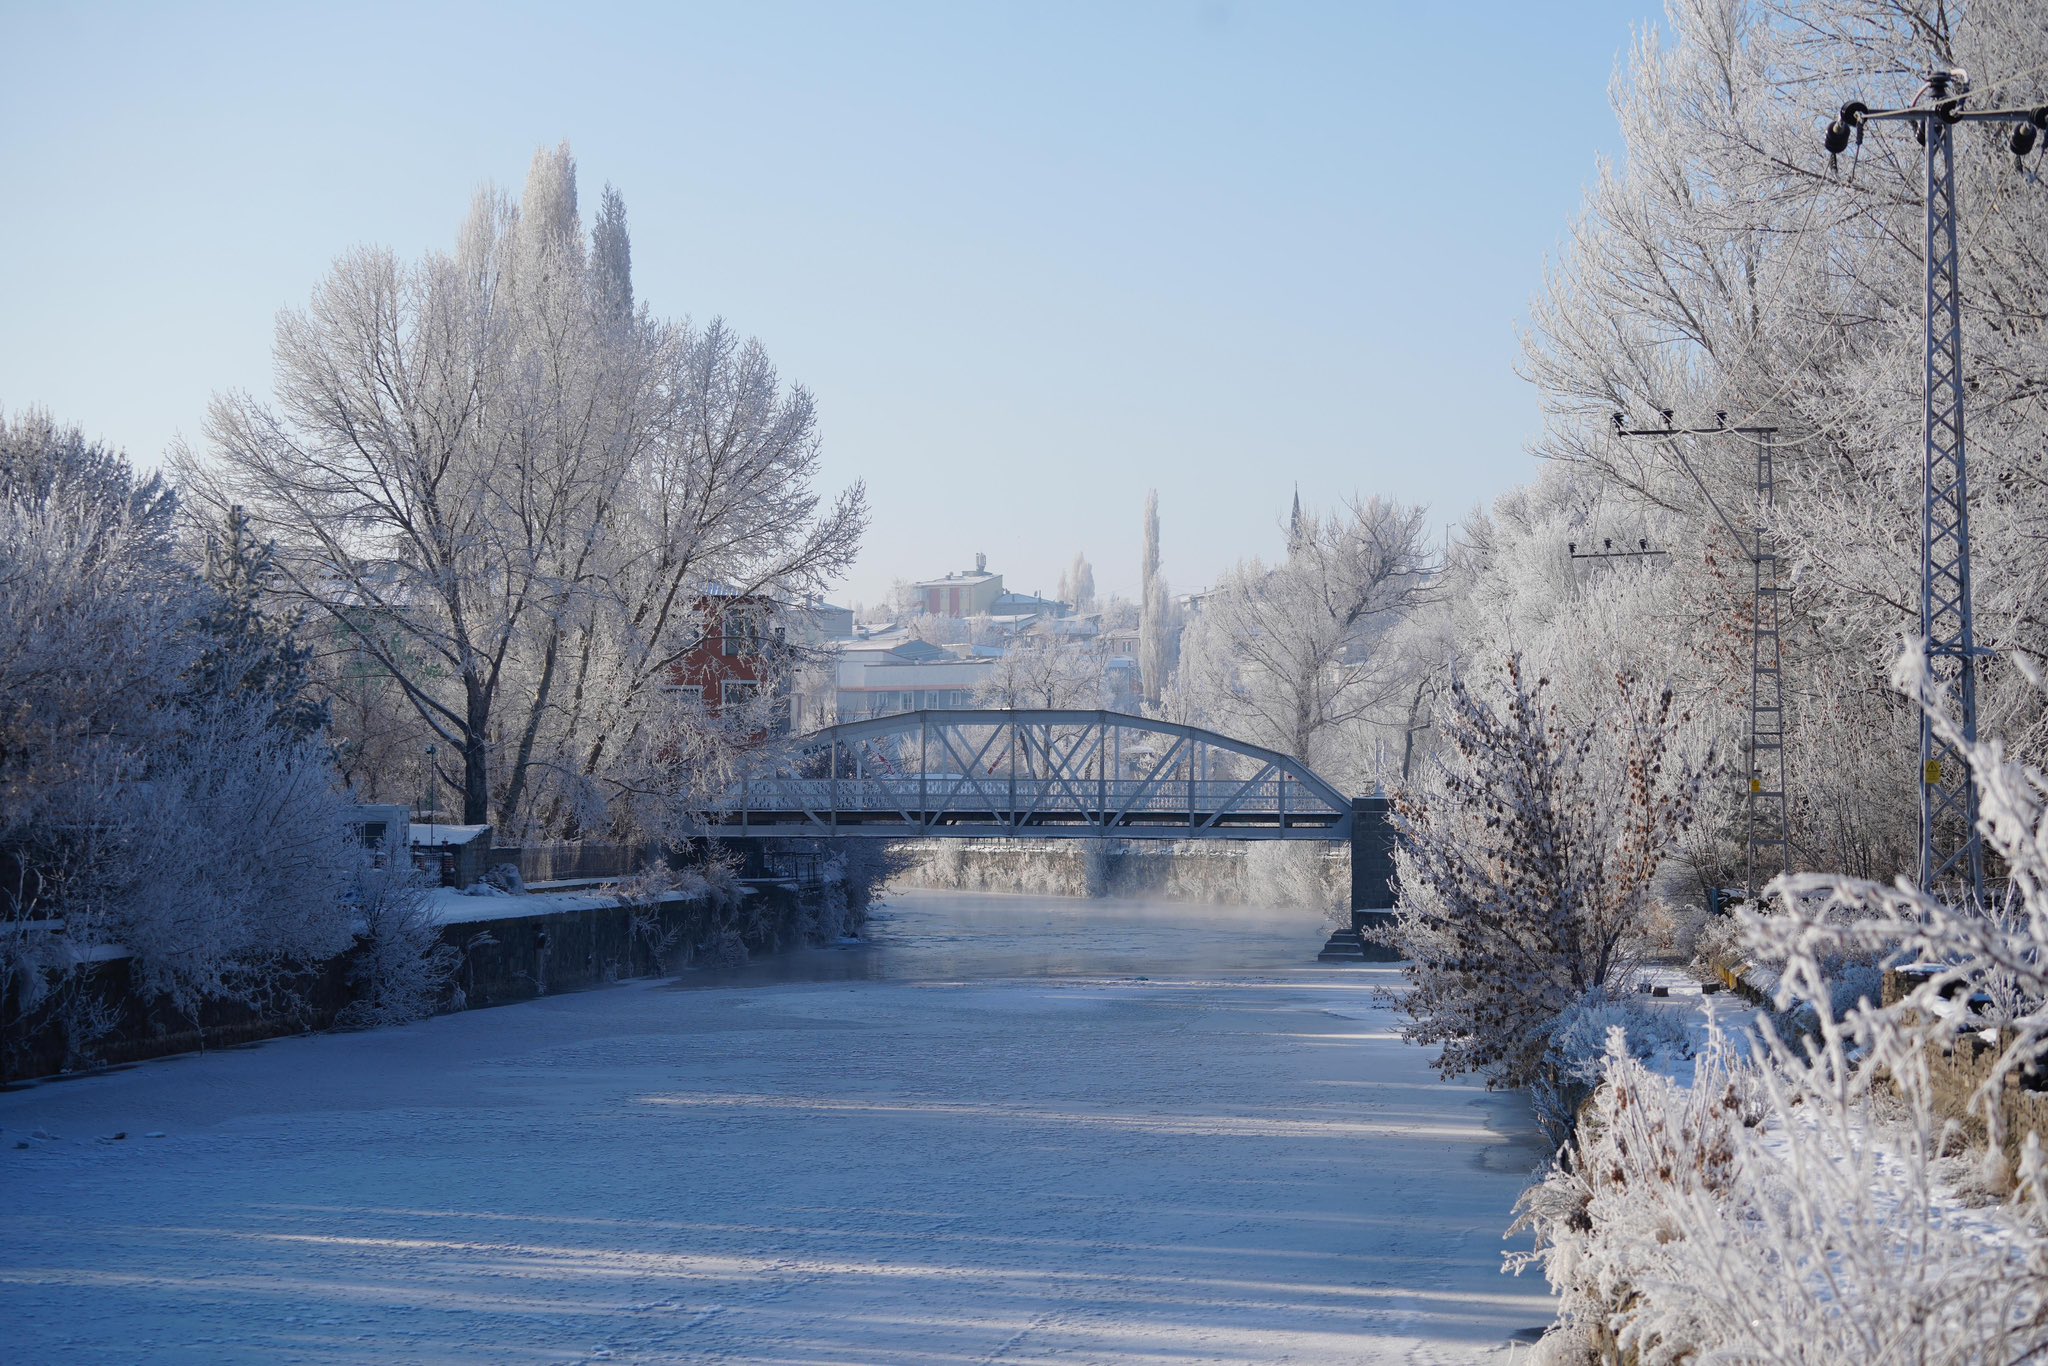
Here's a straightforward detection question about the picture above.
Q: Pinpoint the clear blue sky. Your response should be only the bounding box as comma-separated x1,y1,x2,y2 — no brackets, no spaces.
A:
0,0,1659,608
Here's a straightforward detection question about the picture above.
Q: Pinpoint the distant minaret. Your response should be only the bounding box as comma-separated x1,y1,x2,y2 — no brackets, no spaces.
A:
1288,484,1303,552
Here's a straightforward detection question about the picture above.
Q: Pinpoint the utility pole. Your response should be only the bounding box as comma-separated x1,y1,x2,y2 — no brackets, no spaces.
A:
1613,413,1786,902
1826,72,2046,905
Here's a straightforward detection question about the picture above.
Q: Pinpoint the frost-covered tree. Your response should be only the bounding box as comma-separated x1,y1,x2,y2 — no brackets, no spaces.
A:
591,183,633,326
1172,495,1434,788
1057,552,1095,613
974,638,1107,710
1,412,355,1059
179,143,866,838
191,504,327,743
1137,490,1173,706
1384,654,1710,1091
1509,0,2048,884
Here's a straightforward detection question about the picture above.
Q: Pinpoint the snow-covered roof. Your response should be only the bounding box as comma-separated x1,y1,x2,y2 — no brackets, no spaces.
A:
912,571,1000,589
410,822,492,846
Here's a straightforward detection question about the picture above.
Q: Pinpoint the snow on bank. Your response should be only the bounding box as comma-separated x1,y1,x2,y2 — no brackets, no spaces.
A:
421,884,718,927
0,892,1554,1363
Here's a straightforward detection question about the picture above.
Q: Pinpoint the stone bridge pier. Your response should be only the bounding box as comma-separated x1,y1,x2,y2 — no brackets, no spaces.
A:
1341,795,1402,962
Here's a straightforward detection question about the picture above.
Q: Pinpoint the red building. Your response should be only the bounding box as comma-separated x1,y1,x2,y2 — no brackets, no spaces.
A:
667,588,787,727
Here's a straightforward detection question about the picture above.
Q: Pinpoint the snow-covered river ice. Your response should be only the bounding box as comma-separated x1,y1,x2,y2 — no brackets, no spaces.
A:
1,889,1556,1363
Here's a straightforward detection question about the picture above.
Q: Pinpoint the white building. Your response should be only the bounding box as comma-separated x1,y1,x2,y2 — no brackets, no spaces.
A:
793,638,998,729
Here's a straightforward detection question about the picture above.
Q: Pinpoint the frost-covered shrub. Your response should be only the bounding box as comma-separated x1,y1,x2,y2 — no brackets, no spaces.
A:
1516,1016,2048,1363
706,926,750,969
1750,648,2048,1160
1690,908,1749,975
111,694,360,1016
814,880,853,941
338,857,455,1028
824,839,910,929
922,842,967,886
1544,992,1694,1087
1244,841,1344,921
1081,840,1111,898
1517,651,2048,1360
1529,990,1698,1144
1383,654,1708,1092
1511,1025,1764,1361
1638,899,1707,962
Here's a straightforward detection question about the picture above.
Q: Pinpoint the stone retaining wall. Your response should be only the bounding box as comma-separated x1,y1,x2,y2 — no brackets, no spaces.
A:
893,839,1348,909
3,881,811,1084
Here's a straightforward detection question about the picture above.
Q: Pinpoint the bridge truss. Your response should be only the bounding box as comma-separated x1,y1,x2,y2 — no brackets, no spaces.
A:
706,710,1355,840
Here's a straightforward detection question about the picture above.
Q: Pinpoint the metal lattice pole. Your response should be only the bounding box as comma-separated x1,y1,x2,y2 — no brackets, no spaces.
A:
1824,71,2046,905
1747,431,1790,901
1610,416,1785,902
1916,91,1986,904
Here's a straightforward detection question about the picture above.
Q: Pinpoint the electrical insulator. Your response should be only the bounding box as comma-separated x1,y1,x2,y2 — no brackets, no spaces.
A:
1825,102,1868,171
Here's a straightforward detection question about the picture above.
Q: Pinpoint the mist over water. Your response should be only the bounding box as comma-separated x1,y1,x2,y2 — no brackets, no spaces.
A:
671,887,1333,988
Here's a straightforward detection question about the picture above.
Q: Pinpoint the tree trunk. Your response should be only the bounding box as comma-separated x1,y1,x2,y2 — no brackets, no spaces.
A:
497,630,561,835
463,673,491,826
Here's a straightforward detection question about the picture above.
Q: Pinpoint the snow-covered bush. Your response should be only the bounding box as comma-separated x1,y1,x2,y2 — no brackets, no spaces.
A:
1515,650,2048,1360
806,875,853,943
109,689,360,1017
1515,1015,2048,1361
825,839,909,929
1244,841,1344,922
1638,897,1707,963
1382,654,1709,1094
1751,648,2048,1158
1542,992,1694,1089
338,856,455,1028
1690,909,1749,976
921,842,967,887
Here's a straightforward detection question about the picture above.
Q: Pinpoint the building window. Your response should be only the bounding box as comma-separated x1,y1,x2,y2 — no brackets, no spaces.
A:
722,679,760,710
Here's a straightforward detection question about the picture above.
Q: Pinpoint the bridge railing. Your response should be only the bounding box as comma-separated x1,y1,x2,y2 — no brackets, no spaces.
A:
717,776,1346,825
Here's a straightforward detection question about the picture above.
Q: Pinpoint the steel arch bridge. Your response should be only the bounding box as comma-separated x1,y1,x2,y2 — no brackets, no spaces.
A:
705,709,1357,840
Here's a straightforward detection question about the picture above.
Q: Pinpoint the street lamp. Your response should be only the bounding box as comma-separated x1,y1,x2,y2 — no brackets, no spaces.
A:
423,744,438,845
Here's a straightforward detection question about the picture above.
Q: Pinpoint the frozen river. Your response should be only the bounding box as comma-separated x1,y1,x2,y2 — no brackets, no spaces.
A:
1,889,1555,1362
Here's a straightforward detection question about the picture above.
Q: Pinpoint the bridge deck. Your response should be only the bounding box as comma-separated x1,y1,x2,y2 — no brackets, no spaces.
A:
705,778,1351,840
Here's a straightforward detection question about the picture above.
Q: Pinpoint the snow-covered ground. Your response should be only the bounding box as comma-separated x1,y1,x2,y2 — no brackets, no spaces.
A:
1,889,1555,1363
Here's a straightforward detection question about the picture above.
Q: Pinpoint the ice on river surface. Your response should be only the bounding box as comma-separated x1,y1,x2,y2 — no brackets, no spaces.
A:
1,889,1554,1363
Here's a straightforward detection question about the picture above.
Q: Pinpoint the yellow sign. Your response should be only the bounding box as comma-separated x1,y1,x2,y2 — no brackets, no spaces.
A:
1749,778,1761,793
1924,759,1944,785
